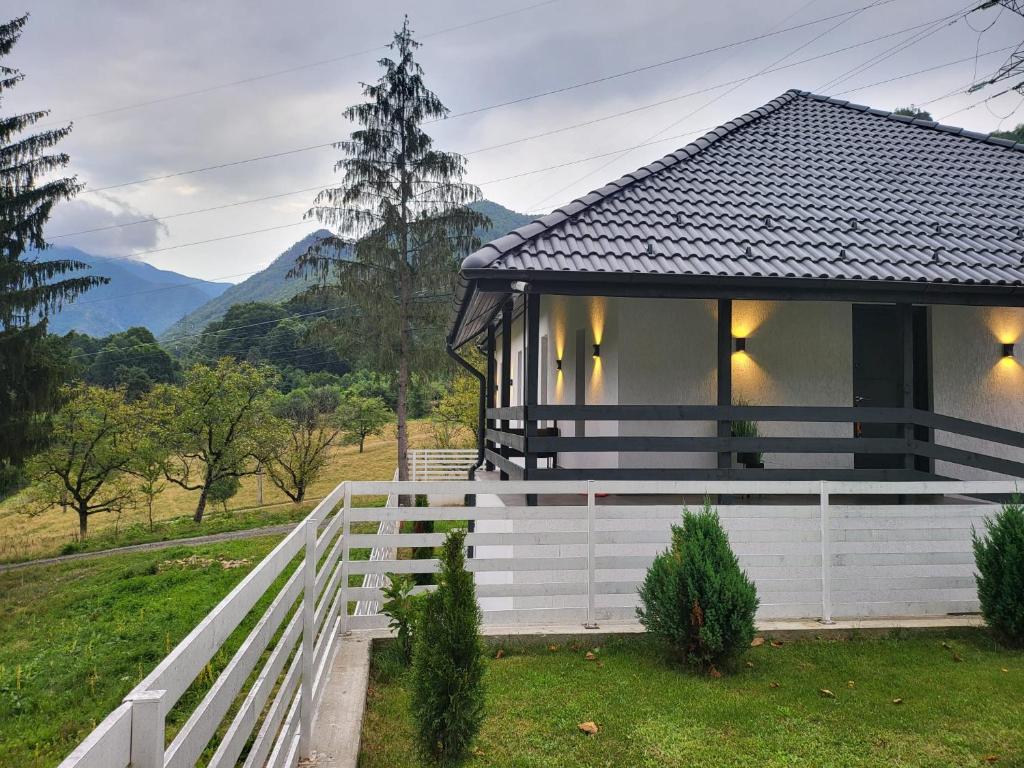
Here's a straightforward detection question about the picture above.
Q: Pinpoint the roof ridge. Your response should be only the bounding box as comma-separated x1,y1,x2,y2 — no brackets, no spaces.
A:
461,89,807,270
793,90,1024,153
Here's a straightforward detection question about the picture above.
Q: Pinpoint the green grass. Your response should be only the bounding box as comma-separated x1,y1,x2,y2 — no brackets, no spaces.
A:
0,536,287,768
360,631,1024,767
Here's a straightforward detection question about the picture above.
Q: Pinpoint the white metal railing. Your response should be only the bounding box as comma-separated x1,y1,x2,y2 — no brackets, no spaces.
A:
410,448,478,480
59,478,1011,768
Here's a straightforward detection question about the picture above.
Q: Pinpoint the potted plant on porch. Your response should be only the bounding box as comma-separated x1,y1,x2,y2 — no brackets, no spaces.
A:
731,400,764,469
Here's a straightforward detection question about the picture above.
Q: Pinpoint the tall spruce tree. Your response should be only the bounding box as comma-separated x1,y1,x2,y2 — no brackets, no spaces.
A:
293,17,486,487
1,14,104,491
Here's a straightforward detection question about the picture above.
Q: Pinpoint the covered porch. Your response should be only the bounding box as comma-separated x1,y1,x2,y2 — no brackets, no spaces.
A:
476,290,1024,483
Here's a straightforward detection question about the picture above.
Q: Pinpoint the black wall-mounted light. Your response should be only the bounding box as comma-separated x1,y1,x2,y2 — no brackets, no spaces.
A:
592,343,601,358
1003,342,1015,358
734,337,747,353
556,358,563,371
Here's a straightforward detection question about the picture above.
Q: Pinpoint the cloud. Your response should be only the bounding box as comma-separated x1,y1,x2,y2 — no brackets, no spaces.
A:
44,194,169,256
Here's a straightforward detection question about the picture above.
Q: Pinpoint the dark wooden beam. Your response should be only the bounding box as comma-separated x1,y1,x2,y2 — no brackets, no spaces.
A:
901,303,915,472
913,440,1024,479
524,293,540,479
468,274,1024,307
533,467,932,481
499,299,513,480
484,323,496,471
510,404,906,422
717,299,732,470
484,448,524,479
529,436,911,454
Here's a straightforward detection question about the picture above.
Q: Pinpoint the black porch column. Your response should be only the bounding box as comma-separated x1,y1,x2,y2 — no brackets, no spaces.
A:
485,323,496,471
900,303,915,472
524,292,540,483
717,298,733,471
500,299,513,480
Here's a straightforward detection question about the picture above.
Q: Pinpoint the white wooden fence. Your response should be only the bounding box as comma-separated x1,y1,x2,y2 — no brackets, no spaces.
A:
409,448,478,480
344,479,1008,628
58,483,350,768
58,478,1009,768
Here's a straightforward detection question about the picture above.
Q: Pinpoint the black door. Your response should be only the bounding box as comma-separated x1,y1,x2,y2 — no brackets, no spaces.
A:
852,305,905,470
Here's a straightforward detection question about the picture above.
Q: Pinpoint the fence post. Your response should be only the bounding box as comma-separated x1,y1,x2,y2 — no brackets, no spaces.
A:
126,689,166,768
819,481,834,625
584,481,598,629
299,517,317,758
340,482,352,635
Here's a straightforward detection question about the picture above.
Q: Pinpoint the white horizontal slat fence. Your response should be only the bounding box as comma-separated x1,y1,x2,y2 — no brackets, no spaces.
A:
60,478,1009,768
410,448,478,480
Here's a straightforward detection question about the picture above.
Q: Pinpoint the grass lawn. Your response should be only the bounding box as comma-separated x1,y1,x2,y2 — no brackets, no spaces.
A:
0,419,448,562
0,535,286,768
360,631,1024,767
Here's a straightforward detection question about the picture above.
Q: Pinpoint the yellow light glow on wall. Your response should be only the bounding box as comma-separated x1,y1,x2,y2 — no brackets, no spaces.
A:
587,296,606,400
588,296,606,346
731,300,775,340
986,307,1024,347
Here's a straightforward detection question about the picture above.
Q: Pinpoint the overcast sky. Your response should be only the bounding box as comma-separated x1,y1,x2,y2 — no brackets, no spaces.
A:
6,0,1023,283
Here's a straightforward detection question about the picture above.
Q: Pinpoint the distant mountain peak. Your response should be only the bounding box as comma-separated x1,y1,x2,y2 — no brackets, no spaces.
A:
37,246,232,337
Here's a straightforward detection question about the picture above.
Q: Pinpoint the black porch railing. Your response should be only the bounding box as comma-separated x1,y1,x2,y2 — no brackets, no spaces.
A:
484,404,1024,481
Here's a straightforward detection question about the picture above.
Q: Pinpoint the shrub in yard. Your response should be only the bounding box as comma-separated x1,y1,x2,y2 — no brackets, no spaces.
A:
411,529,484,766
381,572,424,664
637,500,759,669
973,499,1024,646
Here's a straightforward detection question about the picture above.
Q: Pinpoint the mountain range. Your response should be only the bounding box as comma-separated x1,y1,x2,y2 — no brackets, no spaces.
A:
39,247,231,336
44,200,532,339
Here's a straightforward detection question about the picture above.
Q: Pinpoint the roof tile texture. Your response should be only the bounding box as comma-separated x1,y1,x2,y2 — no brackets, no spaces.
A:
462,91,1024,286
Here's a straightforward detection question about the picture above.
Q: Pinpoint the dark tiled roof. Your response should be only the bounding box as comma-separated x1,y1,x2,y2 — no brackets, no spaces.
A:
451,90,1024,345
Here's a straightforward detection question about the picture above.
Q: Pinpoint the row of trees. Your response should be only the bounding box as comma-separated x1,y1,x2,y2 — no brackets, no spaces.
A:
22,358,393,537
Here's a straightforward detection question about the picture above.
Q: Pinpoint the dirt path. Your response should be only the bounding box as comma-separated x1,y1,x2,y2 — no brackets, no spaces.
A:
0,522,297,573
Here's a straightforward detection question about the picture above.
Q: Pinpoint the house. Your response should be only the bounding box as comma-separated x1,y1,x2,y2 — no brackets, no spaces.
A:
448,90,1024,483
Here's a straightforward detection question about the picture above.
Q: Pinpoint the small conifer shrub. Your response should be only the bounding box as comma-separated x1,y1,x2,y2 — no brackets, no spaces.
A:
973,499,1024,646
637,500,758,669
411,529,484,765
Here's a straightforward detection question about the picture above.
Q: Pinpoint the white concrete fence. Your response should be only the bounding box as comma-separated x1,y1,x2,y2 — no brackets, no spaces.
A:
59,478,1011,768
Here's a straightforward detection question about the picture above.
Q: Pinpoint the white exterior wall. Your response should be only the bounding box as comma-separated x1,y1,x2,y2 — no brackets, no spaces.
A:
568,298,852,471
931,305,1024,480
731,300,853,470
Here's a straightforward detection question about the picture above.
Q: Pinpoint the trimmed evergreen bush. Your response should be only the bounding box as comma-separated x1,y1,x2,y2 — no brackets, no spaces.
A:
411,529,484,766
973,499,1024,646
637,500,759,669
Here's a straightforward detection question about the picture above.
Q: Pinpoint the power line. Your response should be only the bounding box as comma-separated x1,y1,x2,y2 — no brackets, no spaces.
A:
834,42,1017,96
110,221,312,259
81,142,339,195
427,0,900,124
67,305,348,361
45,0,565,127
52,183,334,239
816,1,976,93
76,1,935,197
527,0,894,211
75,9,970,204
66,290,453,368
